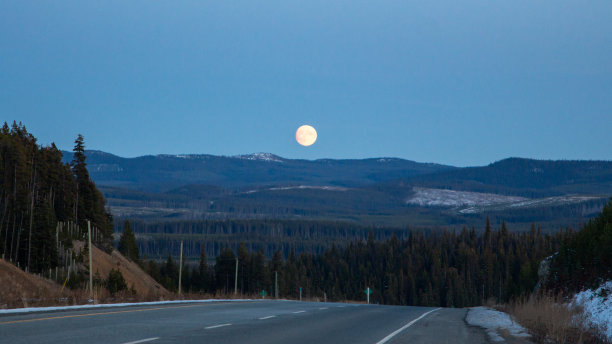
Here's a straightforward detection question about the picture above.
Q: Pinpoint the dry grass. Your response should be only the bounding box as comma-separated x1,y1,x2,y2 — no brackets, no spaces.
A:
73,241,170,299
0,258,71,309
505,294,609,344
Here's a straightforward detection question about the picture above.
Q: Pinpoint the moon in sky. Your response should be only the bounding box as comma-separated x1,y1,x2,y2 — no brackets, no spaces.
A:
296,125,317,146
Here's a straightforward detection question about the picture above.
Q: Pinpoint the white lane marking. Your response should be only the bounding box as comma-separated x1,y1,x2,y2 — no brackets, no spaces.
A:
375,308,441,344
259,315,277,320
122,338,159,344
205,323,232,329
337,306,345,308
319,307,328,310
292,310,306,314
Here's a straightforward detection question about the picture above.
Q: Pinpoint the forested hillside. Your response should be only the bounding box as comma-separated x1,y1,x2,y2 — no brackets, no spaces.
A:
146,219,565,306
548,198,612,293
0,122,112,274
405,158,612,197
61,150,453,191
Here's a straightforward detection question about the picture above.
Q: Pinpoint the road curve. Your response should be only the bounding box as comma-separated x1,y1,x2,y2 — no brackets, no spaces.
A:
0,301,489,344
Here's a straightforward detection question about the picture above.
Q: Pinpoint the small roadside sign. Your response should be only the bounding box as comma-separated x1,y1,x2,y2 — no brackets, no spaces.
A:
365,288,372,295
260,290,267,298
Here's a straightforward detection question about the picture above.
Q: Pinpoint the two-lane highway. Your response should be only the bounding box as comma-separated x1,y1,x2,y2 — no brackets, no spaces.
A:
0,301,488,343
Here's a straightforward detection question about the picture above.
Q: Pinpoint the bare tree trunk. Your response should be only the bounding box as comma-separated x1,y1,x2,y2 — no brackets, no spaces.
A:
1,193,7,256
15,213,24,264
27,166,36,270
75,183,79,225
9,212,16,261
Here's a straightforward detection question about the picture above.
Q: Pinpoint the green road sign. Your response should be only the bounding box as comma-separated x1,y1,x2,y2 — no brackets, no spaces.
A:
260,290,267,297
365,287,372,295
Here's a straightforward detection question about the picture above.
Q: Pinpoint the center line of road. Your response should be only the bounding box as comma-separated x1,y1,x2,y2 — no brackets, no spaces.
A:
292,310,306,314
205,323,232,330
259,315,276,320
122,338,159,344
375,308,441,344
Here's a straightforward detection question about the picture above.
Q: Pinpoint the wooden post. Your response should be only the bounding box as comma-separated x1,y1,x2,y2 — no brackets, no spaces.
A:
234,258,238,295
178,241,183,298
88,220,93,301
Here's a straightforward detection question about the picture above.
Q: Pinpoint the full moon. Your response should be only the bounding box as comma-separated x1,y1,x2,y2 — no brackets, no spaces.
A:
296,125,317,146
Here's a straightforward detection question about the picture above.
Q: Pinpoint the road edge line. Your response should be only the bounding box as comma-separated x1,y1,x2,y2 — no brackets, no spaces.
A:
375,308,441,344
122,337,159,344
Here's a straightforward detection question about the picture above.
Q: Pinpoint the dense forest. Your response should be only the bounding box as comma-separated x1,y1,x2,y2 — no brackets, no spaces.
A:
144,218,569,307
0,122,112,273
122,219,413,261
548,198,612,293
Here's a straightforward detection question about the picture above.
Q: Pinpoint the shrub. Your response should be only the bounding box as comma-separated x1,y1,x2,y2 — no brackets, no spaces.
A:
106,268,127,295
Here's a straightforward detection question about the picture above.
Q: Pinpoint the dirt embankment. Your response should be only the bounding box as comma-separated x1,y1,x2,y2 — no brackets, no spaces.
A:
73,241,170,299
0,259,68,308
1,244,170,309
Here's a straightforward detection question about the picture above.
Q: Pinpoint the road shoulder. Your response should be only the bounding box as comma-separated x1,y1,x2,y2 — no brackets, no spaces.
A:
386,308,488,344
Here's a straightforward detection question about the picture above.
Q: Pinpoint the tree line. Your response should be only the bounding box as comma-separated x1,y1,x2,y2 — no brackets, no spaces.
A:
142,218,569,307
0,122,112,273
548,198,612,293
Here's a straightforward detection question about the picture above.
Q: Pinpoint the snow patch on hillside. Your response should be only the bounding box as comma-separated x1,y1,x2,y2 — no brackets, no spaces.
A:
573,280,612,341
466,307,531,342
507,195,601,208
244,185,349,194
407,187,526,207
234,153,283,162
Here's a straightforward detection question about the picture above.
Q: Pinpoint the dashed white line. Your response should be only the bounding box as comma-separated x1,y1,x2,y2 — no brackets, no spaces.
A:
205,323,232,330
259,315,277,320
375,308,441,344
319,307,328,310
122,338,159,344
292,310,306,314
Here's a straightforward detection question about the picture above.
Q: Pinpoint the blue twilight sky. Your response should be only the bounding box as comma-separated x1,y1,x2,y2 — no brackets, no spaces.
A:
1,1,611,166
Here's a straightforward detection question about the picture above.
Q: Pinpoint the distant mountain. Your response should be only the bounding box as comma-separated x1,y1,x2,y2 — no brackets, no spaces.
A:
61,150,455,192
63,151,612,229
402,158,612,197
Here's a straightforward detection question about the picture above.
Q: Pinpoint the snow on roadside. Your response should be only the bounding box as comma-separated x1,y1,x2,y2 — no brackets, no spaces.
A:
573,280,612,341
466,307,531,342
0,299,257,315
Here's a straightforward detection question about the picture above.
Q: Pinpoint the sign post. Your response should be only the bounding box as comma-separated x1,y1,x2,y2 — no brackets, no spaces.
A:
260,290,267,299
365,287,371,304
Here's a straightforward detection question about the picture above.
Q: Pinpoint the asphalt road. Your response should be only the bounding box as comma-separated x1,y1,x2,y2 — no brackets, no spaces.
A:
0,301,490,344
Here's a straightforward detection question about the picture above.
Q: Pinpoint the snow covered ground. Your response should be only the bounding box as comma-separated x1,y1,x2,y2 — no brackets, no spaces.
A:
0,299,256,315
234,153,284,162
573,280,612,341
466,307,531,342
407,187,526,207
244,185,349,194
406,187,604,214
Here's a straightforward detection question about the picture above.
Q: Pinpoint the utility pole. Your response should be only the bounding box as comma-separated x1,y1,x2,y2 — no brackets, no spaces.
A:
178,241,183,298
234,257,238,295
275,271,278,299
234,257,239,295
87,220,93,301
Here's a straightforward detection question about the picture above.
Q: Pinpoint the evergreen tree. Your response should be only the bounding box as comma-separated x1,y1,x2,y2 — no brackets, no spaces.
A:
106,268,127,295
118,220,139,262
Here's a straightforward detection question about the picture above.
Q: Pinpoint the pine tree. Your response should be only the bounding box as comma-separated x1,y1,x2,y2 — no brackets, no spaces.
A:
118,220,139,262
106,268,127,295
